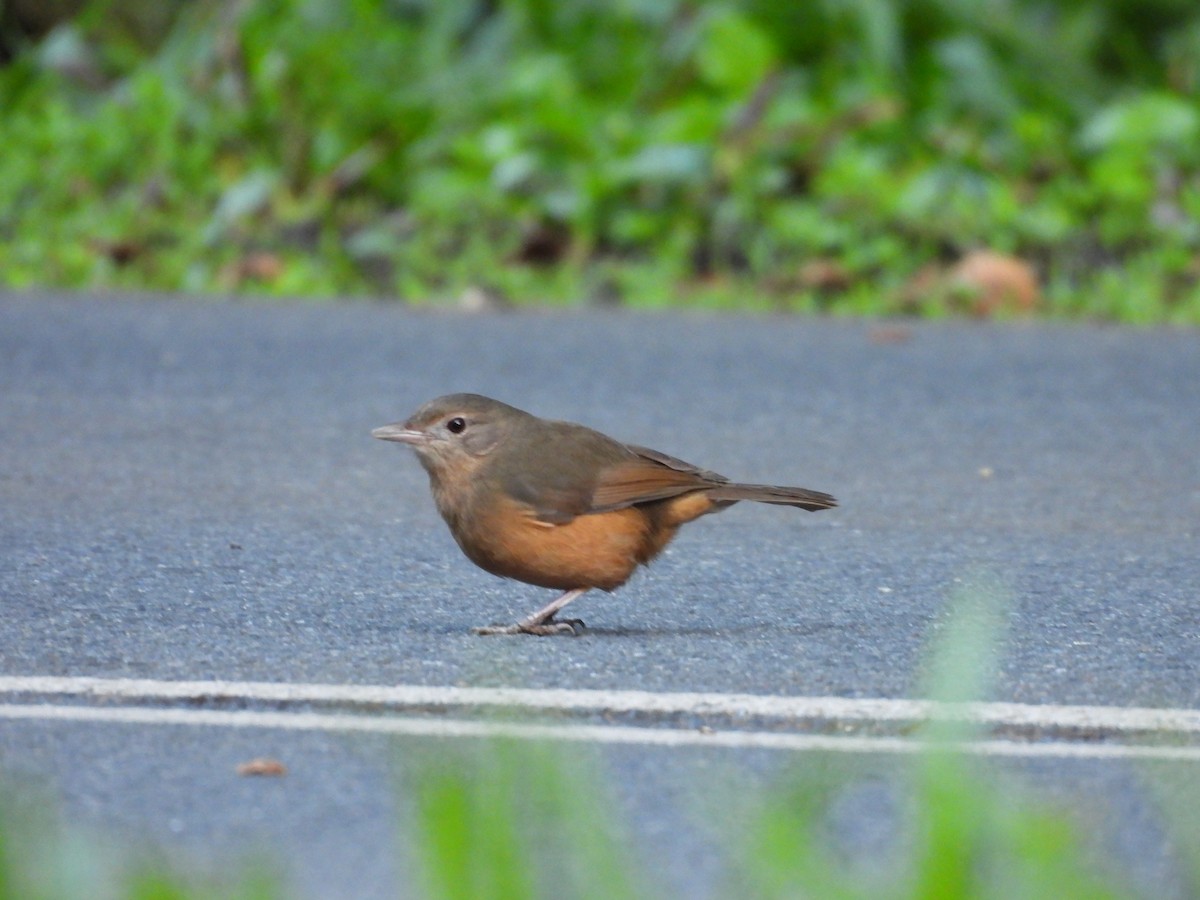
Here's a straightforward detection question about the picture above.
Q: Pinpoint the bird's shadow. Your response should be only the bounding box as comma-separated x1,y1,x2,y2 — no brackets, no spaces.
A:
403,614,890,640
400,619,849,639
578,619,846,639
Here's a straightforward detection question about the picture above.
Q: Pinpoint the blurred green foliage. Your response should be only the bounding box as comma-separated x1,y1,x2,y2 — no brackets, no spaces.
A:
0,740,1175,900
407,739,643,900
1,0,1199,319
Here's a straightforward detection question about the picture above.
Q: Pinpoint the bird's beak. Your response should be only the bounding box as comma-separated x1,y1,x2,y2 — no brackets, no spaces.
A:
372,423,428,445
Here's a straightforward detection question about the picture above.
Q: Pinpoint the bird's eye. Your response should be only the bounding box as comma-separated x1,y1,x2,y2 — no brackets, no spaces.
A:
446,417,467,434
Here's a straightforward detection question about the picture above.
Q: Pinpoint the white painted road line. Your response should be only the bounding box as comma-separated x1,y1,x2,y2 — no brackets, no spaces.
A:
0,676,1197,736
1,703,1198,761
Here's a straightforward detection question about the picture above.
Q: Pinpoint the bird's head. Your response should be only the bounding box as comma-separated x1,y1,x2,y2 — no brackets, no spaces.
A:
372,393,522,477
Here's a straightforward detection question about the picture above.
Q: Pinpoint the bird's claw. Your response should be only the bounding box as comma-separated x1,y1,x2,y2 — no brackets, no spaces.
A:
472,617,585,637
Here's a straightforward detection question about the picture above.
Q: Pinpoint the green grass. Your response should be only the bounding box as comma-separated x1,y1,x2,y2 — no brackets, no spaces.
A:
2,0,1199,320
3,744,1154,900
405,740,643,900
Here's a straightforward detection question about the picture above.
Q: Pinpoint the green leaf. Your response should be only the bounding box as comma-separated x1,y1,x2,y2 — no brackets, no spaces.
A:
210,170,278,227
618,143,709,184
697,8,777,94
1080,93,1200,154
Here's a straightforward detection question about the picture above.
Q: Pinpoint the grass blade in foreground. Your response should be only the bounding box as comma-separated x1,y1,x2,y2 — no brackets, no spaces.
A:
405,739,642,900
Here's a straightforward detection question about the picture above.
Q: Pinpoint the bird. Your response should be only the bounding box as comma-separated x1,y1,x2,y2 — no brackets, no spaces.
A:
372,393,836,636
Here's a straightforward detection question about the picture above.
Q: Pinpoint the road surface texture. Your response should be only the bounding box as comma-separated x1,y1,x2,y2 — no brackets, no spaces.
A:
1,291,1197,897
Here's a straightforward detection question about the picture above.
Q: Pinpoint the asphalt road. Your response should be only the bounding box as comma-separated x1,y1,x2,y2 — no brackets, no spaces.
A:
1,291,1197,897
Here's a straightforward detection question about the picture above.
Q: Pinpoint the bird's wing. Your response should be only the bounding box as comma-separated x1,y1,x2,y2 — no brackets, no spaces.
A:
498,427,728,522
587,446,727,513
624,444,729,483
502,470,594,524
498,423,634,524
588,462,710,511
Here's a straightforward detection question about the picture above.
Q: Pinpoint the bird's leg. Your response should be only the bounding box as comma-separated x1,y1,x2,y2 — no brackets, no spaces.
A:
472,588,589,636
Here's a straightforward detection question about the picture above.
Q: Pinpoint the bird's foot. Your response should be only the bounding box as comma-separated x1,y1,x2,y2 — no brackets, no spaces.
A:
472,616,586,637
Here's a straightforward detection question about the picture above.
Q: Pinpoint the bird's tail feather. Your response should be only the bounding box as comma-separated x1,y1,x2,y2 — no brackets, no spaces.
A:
705,483,837,512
